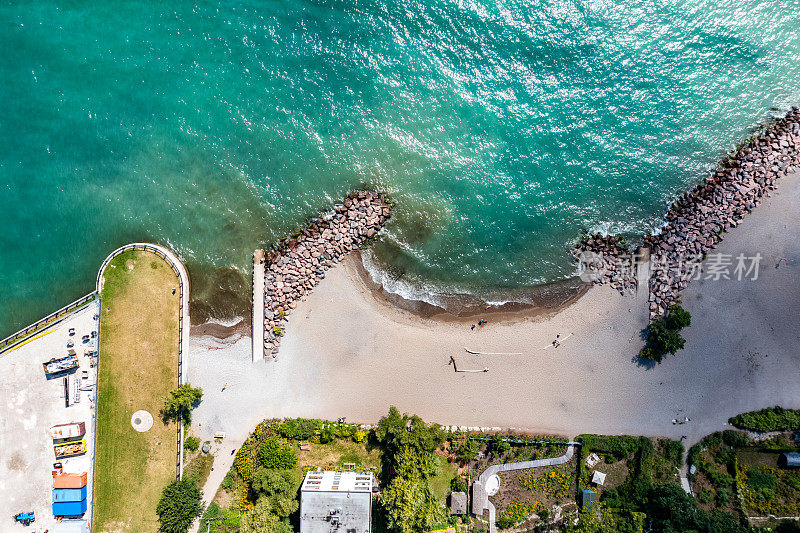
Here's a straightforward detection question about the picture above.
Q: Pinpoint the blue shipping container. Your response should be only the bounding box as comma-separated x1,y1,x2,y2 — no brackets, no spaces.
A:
53,487,88,502
52,499,87,516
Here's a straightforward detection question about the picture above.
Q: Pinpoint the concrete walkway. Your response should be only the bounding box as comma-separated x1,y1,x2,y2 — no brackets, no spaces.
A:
252,249,265,362
473,444,575,533
188,437,245,533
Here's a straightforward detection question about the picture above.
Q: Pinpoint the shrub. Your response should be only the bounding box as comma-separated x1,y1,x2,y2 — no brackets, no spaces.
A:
716,487,731,508
721,430,749,448
579,434,641,461
666,304,691,329
705,469,734,489
278,418,318,440
729,406,800,432
258,438,297,470
698,488,714,504
660,439,685,467
489,436,511,457
234,442,254,483
497,502,538,529
450,476,467,493
221,472,235,491
455,438,480,463
156,479,203,533
272,326,284,336
184,435,200,452
746,469,776,492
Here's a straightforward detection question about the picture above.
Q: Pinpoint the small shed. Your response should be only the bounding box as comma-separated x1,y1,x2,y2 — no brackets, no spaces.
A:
779,452,800,468
450,492,467,515
591,471,607,486
580,489,598,510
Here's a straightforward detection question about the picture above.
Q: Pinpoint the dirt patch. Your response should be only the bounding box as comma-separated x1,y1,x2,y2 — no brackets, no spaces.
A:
6,452,25,471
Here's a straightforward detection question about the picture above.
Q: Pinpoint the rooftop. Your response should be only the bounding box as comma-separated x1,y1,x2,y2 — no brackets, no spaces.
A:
301,470,373,493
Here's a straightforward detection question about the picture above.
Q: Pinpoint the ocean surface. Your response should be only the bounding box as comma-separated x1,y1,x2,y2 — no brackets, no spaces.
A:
1,0,799,335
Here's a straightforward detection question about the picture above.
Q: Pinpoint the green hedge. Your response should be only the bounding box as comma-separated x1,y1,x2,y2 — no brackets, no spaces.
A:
728,406,800,432
577,434,643,461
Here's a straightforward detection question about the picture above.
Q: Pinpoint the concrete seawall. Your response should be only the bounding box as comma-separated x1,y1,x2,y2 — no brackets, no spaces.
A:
252,249,266,362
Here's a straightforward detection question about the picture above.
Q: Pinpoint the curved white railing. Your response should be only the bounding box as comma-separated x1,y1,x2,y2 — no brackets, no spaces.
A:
96,242,190,479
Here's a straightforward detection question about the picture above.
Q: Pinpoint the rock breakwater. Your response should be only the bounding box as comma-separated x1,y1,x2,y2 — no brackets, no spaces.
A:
262,191,391,357
577,107,800,320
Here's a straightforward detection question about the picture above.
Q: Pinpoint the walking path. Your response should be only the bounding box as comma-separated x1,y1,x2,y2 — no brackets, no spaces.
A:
188,438,245,533
252,249,265,362
97,242,190,478
473,445,575,533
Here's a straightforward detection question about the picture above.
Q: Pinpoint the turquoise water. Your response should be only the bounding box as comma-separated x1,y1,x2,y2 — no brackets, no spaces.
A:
1,0,799,334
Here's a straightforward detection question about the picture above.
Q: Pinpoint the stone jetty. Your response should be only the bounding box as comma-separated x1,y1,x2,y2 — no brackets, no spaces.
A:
261,191,391,358
577,107,800,320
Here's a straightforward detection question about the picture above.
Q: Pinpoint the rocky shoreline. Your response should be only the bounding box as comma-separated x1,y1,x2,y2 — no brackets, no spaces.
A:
577,107,800,320
262,191,391,357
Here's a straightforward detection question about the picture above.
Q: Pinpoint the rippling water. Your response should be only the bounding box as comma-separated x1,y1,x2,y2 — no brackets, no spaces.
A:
1,0,799,333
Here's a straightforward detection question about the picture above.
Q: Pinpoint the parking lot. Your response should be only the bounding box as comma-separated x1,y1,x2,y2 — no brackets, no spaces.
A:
0,300,99,531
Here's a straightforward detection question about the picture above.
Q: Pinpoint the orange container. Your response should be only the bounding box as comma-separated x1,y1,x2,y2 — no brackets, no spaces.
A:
52,472,87,489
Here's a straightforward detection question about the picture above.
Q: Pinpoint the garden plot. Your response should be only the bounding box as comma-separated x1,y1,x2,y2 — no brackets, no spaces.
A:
737,448,800,518
489,456,578,530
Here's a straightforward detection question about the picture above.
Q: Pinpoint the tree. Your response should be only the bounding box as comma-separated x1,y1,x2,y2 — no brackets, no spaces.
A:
162,383,203,424
666,304,691,330
240,498,294,533
258,438,297,470
375,408,447,533
643,483,706,532
641,319,686,362
455,438,480,463
375,406,444,475
251,468,300,519
156,479,203,533
381,462,446,533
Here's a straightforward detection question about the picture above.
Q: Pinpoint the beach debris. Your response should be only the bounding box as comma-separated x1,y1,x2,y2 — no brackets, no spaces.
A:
262,190,391,358
576,107,800,321
464,348,523,355
449,355,489,373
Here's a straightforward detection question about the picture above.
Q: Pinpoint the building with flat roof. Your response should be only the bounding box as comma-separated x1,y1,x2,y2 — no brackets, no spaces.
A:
300,470,373,533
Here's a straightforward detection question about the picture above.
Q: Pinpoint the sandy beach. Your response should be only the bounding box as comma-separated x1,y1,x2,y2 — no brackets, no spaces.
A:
187,171,800,450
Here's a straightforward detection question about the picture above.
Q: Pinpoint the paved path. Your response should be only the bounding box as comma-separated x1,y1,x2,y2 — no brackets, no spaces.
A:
97,242,191,478
474,444,575,533
252,249,265,362
188,437,245,533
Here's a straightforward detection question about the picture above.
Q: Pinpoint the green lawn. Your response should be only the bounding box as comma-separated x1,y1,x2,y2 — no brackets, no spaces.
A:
93,250,181,532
